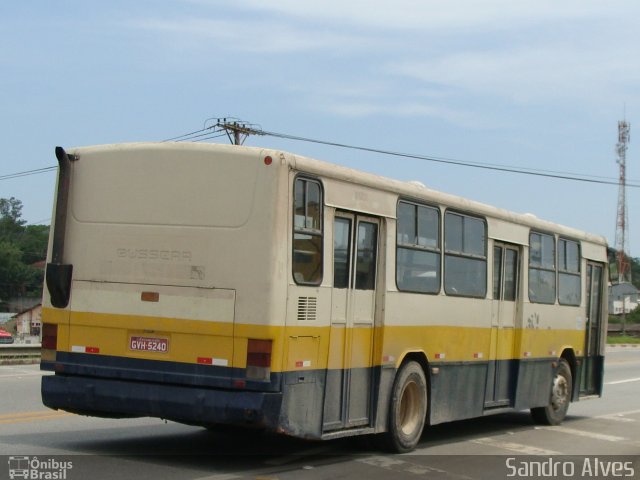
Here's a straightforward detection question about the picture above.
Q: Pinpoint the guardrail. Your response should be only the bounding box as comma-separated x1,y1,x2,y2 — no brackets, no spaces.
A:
0,344,41,365
608,323,640,333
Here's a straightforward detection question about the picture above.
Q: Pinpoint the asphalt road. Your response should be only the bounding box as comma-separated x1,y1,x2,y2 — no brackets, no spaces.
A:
1,348,639,480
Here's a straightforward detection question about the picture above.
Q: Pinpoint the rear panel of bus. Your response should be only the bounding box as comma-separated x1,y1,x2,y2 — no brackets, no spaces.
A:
41,143,291,428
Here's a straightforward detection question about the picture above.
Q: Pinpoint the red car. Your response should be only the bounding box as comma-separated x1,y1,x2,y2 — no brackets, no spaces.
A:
0,328,14,344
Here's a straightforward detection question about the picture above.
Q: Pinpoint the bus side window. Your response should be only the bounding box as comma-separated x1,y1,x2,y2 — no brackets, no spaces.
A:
558,238,581,306
396,201,441,294
529,232,556,304
444,212,487,298
293,178,323,285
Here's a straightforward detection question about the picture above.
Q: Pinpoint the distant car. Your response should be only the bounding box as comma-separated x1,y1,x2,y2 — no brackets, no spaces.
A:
0,328,14,344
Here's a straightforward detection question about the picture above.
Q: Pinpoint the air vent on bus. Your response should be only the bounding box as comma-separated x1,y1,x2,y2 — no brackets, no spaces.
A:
297,297,317,322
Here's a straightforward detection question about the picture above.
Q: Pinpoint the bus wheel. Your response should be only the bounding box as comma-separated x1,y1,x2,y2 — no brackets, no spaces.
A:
531,358,572,425
383,360,427,453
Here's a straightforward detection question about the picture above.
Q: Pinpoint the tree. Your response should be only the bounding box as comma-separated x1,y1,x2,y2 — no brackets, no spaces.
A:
631,256,640,291
0,197,26,242
0,198,49,308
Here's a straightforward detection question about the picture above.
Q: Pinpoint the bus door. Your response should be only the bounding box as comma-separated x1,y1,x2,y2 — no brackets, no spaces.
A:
581,262,604,396
323,212,379,431
486,243,519,407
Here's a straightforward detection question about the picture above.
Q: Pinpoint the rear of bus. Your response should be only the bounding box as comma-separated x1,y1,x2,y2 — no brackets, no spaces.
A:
41,143,289,430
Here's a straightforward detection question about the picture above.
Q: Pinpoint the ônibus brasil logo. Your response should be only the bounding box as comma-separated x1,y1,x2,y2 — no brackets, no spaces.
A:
8,456,73,480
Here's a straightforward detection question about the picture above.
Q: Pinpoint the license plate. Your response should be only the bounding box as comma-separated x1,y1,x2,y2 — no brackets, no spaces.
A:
129,336,169,353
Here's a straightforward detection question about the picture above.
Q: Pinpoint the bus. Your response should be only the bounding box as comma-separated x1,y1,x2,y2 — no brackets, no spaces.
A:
41,142,608,452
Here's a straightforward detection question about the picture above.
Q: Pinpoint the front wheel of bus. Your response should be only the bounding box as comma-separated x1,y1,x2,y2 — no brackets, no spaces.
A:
531,358,572,425
383,360,427,453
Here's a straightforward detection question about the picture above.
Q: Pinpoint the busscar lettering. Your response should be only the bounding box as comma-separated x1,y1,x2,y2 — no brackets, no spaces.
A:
117,248,192,262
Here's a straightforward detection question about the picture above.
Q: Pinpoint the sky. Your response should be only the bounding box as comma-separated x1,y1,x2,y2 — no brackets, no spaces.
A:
1,1,639,256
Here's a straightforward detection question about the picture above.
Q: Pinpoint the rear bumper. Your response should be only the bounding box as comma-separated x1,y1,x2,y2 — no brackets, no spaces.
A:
42,374,283,429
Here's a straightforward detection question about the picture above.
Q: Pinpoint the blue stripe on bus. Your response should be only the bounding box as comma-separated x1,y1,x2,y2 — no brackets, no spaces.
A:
54,352,282,392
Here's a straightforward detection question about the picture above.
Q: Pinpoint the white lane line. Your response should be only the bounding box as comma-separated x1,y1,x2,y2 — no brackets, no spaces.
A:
596,414,636,423
0,371,48,378
264,445,335,466
606,377,640,385
536,426,626,442
357,456,474,479
194,475,241,480
470,437,561,455
604,408,640,416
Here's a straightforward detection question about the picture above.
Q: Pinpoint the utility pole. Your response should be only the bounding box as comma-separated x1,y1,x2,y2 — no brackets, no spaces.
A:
614,119,631,284
214,118,263,146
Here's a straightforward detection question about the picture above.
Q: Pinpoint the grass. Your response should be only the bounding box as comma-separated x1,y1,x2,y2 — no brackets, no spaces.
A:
607,334,640,344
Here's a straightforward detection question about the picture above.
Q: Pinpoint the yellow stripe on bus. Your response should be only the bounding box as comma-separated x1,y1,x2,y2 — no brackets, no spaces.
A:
43,307,585,372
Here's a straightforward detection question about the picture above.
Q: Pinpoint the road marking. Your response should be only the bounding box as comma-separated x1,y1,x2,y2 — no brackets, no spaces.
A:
194,475,242,480
0,371,48,378
470,437,561,455
536,426,626,442
606,377,640,385
596,414,636,423
0,410,72,424
596,408,640,423
603,408,640,416
357,456,474,479
264,445,335,466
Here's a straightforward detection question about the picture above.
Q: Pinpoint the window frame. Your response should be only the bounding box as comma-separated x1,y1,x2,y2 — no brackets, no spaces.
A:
395,199,442,295
292,175,324,286
558,237,582,306
528,231,557,305
443,209,488,299
332,216,351,289
355,220,379,291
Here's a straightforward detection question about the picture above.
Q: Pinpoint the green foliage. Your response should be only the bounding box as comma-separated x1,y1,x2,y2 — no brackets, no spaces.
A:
0,198,49,306
607,334,640,344
610,307,640,324
626,306,640,324
607,246,640,290
0,197,26,241
632,256,640,291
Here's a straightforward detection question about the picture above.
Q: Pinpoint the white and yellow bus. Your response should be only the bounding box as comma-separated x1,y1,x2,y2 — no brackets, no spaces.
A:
41,142,607,452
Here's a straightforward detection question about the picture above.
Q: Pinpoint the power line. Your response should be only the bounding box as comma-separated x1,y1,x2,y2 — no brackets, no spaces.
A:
259,129,640,188
193,132,229,143
166,118,264,145
162,126,216,142
1,126,638,188
0,167,57,181
165,122,640,187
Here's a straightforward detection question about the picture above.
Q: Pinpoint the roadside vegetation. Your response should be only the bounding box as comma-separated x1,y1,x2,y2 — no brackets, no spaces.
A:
0,197,49,311
607,334,640,345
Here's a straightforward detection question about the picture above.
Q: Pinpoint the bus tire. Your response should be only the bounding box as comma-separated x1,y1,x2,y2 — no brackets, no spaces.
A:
531,358,572,425
383,360,427,453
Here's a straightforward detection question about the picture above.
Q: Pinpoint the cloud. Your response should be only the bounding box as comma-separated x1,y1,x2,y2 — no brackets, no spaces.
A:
319,100,485,127
128,1,640,119
232,0,623,31
128,16,379,54
392,42,640,105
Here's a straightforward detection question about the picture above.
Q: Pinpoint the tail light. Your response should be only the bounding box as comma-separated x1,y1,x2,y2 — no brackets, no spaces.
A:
246,339,272,381
41,323,58,366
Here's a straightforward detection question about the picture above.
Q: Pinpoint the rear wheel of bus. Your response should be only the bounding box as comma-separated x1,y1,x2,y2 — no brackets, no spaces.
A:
530,358,572,425
383,360,428,453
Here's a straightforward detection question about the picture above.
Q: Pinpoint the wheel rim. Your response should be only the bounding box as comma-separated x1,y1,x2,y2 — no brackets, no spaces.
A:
399,379,421,435
551,373,569,412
